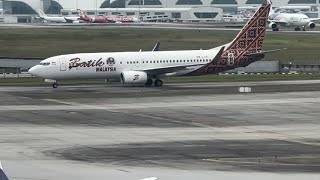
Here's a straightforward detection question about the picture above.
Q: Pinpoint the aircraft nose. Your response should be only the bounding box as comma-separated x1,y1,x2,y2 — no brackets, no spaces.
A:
28,65,40,77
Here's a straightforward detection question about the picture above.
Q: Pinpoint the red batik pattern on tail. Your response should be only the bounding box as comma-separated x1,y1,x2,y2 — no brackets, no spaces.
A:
188,4,271,76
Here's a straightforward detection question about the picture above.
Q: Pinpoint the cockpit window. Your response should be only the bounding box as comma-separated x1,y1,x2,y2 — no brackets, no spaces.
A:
40,62,50,66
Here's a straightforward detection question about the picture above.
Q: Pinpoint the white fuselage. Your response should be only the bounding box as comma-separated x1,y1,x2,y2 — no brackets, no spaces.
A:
270,13,311,27
29,48,221,80
42,16,79,23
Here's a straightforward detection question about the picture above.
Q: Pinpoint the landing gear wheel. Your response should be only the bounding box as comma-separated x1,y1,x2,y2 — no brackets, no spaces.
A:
294,27,301,31
272,28,279,31
52,83,59,88
154,79,163,87
145,78,153,87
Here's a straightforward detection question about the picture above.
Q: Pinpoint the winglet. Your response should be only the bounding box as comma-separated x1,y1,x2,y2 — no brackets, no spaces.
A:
152,42,160,51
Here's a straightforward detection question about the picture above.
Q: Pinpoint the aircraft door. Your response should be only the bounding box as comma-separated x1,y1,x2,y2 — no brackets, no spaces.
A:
60,58,67,71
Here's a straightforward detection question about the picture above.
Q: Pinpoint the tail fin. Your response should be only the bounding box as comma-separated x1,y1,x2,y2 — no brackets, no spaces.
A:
77,9,86,17
267,0,275,14
0,162,9,180
187,3,271,75
37,9,47,18
220,3,271,66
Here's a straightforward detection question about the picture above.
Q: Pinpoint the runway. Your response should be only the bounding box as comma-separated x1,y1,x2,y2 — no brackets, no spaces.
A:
0,81,320,180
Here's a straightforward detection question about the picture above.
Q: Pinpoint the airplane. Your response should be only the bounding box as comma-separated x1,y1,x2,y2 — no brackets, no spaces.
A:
78,9,108,23
37,9,80,23
29,3,276,88
267,0,320,31
0,162,9,180
78,9,139,23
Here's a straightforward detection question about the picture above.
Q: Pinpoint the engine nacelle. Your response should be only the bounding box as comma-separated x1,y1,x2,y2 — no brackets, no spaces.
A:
308,22,316,29
121,71,148,84
269,22,278,29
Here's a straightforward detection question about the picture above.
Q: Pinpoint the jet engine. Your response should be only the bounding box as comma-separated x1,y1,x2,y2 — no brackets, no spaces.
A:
269,22,279,31
308,22,316,29
121,71,148,84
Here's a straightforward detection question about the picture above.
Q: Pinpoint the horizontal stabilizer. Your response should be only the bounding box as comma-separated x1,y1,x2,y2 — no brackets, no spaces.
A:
244,48,287,57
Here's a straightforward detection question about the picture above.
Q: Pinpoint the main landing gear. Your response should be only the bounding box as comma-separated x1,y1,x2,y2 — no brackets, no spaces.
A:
154,79,163,87
52,83,59,88
145,78,163,87
294,27,305,31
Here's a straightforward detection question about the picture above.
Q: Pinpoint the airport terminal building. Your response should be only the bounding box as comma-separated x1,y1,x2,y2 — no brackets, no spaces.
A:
0,0,319,22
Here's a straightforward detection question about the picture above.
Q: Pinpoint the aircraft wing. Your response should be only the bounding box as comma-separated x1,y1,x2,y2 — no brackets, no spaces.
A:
143,46,224,75
268,19,288,26
143,63,207,76
244,48,287,57
309,18,320,21
0,162,9,180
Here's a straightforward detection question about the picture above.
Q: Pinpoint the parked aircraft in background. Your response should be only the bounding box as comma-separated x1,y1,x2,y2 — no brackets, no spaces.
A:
78,10,108,23
29,3,278,88
267,0,320,31
0,162,9,180
37,9,80,23
78,9,139,23
140,178,157,180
